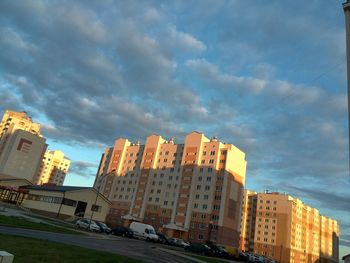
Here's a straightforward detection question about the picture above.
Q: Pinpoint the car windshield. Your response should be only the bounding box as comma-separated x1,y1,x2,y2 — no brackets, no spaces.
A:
89,221,98,226
147,228,155,234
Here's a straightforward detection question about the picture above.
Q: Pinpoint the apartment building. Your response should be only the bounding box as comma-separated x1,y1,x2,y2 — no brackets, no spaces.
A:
0,129,47,183
35,150,71,186
0,110,41,138
0,110,41,157
94,131,247,247
240,191,339,263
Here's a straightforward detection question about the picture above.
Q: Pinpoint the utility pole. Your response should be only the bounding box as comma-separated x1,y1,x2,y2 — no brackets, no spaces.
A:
343,0,350,174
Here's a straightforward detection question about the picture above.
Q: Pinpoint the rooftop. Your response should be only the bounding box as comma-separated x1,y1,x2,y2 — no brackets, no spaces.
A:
21,185,90,192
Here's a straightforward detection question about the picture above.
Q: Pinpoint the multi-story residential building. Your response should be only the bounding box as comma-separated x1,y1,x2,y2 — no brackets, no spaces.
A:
94,131,247,247
0,110,41,138
239,190,257,251
240,191,339,263
0,110,41,157
0,129,47,183
35,150,71,186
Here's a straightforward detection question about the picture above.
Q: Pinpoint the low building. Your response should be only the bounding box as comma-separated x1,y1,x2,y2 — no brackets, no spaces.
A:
240,191,339,263
20,185,111,222
0,174,32,205
343,254,350,263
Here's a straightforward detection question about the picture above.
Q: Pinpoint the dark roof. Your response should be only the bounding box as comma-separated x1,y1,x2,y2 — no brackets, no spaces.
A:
343,254,350,260
21,185,90,192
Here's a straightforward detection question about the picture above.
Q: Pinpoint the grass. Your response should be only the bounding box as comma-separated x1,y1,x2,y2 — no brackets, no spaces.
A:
188,254,230,263
0,233,143,263
0,215,82,235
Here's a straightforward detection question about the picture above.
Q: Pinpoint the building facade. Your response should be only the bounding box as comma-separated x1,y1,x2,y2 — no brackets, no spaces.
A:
240,191,339,263
0,110,41,138
94,131,247,247
20,185,111,222
35,150,71,186
0,129,47,183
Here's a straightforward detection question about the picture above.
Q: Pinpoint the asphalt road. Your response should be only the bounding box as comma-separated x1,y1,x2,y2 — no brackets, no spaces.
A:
0,226,197,263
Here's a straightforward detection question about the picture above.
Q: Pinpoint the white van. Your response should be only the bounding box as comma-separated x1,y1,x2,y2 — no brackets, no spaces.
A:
129,222,158,241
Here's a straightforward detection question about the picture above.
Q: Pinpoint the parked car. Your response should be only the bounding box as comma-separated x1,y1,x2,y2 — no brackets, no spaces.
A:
129,222,158,241
255,254,266,263
169,238,190,248
208,244,229,258
111,226,134,238
239,252,250,262
248,253,265,263
157,233,170,244
75,219,100,232
185,243,213,256
95,221,111,234
222,245,240,259
263,257,277,263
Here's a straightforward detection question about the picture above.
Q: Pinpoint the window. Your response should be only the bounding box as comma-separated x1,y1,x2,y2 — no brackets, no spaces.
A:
194,203,198,208
209,159,214,164
198,176,202,181
210,151,215,155
208,168,213,172
196,185,201,190
202,204,208,209
202,151,206,156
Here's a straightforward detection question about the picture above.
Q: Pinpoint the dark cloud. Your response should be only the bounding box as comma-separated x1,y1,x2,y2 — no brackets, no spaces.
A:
69,161,98,179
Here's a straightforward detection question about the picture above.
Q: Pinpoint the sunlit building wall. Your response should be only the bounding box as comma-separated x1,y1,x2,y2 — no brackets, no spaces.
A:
240,192,339,263
94,131,247,247
35,150,71,186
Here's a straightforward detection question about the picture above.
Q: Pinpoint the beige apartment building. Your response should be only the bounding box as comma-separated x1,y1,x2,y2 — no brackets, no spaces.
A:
0,129,47,183
35,150,71,186
0,110,42,158
239,191,339,263
0,110,41,138
94,131,247,247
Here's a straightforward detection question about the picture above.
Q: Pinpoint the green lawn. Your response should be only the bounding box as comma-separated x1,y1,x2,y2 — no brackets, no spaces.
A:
0,233,142,263
0,215,82,235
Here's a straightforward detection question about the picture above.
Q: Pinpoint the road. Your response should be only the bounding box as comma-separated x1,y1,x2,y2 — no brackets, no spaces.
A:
0,226,197,263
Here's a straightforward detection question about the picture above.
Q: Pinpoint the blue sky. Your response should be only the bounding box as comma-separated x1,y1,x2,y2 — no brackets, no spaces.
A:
0,0,349,257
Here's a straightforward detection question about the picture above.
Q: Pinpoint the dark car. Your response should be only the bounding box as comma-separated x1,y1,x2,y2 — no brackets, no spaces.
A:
95,222,111,234
111,226,134,238
157,233,170,244
209,244,229,258
239,252,250,262
185,243,213,256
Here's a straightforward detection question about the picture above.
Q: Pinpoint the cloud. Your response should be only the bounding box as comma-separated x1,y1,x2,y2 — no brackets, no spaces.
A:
69,161,98,179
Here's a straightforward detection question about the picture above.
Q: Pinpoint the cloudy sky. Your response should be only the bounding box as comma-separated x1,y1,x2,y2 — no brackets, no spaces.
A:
0,0,349,257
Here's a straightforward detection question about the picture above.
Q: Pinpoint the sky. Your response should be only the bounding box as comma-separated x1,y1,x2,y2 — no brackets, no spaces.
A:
0,0,349,258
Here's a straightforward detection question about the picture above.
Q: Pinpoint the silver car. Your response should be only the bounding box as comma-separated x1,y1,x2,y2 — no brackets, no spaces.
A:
76,219,100,232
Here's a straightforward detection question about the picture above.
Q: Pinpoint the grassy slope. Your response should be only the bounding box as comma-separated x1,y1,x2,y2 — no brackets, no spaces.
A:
0,233,143,263
0,215,82,235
